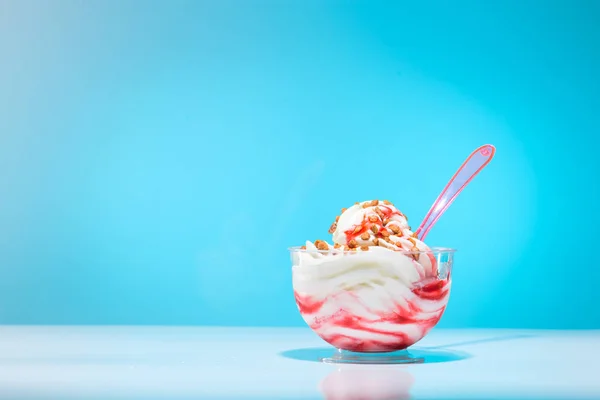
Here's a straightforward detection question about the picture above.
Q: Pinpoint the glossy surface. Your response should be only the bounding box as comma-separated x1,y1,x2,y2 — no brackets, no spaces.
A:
0,326,598,399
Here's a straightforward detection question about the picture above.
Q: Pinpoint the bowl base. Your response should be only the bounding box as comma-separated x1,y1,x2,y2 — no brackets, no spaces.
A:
320,348,425,364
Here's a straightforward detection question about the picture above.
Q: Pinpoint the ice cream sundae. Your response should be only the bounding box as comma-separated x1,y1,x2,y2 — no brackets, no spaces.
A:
291,200,453,352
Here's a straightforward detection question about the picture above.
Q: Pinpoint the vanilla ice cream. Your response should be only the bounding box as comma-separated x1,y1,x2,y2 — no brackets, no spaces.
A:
291,199,452,352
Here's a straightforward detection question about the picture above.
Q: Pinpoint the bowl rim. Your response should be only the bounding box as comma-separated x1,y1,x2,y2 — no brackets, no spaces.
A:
288,245,457,254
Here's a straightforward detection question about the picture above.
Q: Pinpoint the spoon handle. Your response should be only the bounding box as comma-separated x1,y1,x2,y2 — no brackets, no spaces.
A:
416,144,496,241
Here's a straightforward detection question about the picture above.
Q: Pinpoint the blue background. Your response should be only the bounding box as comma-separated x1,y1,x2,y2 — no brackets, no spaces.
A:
0,0,598,328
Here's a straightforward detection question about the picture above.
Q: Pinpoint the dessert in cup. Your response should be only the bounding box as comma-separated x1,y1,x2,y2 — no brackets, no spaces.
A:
291,200,453,353
290,144,495,360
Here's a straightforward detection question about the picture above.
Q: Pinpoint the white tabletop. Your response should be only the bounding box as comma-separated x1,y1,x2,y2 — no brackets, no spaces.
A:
0,326,597,399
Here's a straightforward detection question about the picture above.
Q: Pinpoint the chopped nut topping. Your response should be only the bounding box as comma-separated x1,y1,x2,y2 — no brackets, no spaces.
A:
380,229,390,237
370,200,379,206
353,225,362,234
408,237,416,246
300,245,306,250
411,246,419,258
348,239,358,248
314,240,329,250
368,215,379,223
373,238,379,245
360,245,369,251
374,207,384,218
385,237,393,243
362,202,370,209
370,225,379,234
341,208,347,213
328,223,337,234
383,218,390,225
389,225,400,234
383,200,391,205
360,232,370,240
334,243,341,249
335,216,340,222
412,232,418,238
395,241,403,247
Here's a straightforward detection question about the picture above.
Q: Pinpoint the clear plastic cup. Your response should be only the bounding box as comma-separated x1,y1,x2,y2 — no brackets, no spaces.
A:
290,246,455,355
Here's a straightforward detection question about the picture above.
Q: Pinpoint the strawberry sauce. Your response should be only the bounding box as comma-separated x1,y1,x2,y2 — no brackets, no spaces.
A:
294,277,450,352
294,292,326,314
343,205,403,244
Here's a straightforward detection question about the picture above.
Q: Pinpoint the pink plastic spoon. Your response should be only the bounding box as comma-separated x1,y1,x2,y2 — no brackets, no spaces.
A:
415,144,496,241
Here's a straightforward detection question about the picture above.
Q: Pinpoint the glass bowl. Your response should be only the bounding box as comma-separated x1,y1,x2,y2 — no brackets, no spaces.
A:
290,246,454,356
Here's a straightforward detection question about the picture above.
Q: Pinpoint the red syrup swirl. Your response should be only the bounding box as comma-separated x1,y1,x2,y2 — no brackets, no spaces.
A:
294,277,450,352
294,292,326,314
